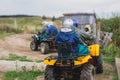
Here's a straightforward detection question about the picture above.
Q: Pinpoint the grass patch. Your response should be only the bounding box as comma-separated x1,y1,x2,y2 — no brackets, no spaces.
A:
0,54,43,63
3,70,44,80
7,54,33,62
36,60,44,63
113,76,118,80
103,63,118,80
103,57,115,64
4,71,20,80
104,68,115,75
0,31,15,39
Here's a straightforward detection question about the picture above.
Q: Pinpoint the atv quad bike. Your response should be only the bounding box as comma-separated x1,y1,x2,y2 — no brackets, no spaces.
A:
44,44,101,80
40,38,57,54
30,31,57,54
63,13,103,74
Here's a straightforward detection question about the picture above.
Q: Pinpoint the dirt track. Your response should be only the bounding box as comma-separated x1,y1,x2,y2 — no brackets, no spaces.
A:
0,33,115,80
0,33,56,60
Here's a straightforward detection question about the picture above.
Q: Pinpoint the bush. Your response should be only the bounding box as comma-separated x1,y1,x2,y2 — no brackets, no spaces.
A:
102,44,120,64
100,16,120,47
103,44,120,56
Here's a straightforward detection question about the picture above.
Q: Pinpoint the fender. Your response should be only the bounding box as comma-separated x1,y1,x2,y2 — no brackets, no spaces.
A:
44,55,92,66
32,35,39,42
88,44,100,56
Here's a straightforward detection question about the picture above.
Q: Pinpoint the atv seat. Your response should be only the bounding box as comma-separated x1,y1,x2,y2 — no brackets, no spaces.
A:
57,43,72,57
57,43,77,66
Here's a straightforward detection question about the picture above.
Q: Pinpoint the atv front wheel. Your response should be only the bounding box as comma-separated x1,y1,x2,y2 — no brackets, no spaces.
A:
80,63,94,80
40,43,49,54
45,66,55,80
30,41,38,51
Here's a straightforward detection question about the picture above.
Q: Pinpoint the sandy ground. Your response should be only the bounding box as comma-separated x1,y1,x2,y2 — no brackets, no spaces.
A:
0,33,56,60
0,33,115,80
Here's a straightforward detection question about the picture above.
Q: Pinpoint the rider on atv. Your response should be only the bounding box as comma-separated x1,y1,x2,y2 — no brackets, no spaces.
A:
56,19,89,57
72,19,95,45
42,21,58,39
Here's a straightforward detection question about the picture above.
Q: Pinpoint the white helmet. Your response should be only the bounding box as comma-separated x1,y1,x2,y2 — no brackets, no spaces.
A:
63,19,73,28
42,21,49,27
61,19,73,32
42,21,53,28
48,21,53,27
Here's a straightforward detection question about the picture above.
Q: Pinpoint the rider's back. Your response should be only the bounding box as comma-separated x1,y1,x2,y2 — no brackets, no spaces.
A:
56,30,80,55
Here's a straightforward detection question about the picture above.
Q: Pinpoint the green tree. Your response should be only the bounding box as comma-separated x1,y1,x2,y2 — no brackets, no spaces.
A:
42,15,47,20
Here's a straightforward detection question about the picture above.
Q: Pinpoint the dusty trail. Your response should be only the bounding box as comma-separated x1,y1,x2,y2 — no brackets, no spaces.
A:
0,33,56,60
